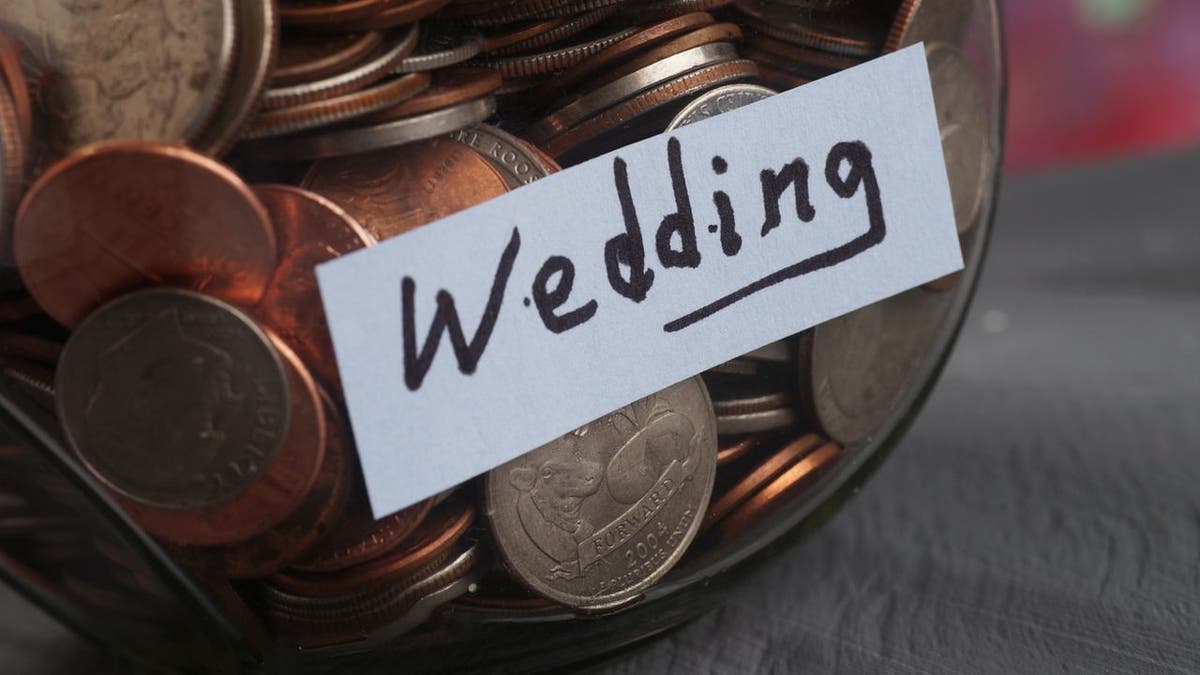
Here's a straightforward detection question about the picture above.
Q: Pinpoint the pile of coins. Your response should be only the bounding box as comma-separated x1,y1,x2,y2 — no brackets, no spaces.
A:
0,0,993,651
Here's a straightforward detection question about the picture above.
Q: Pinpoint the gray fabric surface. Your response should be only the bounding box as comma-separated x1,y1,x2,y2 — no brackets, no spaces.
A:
2,149,1199,673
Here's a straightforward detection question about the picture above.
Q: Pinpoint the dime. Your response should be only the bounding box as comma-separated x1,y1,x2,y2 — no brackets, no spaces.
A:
302,135,510,240
717,439,840,539
244,72,432,139
237,96,496,160
395,25,485,73
666,82,775,128
803,286,950,446
13,141,276,328
185,391,355,580
55,289,289,511
486,6,620,55
449,124,559,189
116,329,327,547
927,42,991,235
0,1,237,158
479,28,641,78
193,0,279,156
251,185,374,389
485,377,717,610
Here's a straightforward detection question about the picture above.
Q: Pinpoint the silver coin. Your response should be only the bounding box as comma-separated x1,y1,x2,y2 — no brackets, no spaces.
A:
0,0,236,157
395,26,483,73
927,42,991,235
238,96,496,161
485,377,717,610
478,28,639,79
805,286,949,446
449,124,555,189
56,289,290,510
667,83,778,130
193,0,278,156
531,43,742,140
262,24,419,110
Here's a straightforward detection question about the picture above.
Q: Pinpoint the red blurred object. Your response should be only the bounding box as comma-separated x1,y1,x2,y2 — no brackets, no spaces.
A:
1005,0,1200,170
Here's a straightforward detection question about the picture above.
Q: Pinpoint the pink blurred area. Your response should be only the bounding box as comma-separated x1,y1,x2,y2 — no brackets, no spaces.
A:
1004,0,1200,170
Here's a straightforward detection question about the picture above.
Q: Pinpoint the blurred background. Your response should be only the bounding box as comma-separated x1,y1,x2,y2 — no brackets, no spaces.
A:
1006,0,1200,169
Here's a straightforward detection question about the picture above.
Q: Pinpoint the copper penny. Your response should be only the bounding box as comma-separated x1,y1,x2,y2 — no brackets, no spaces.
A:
542,59,759,158
702,433,821,531
716,434,764,467
190,391,355,580
754,64,812,91
251,185,373,390
487,6,621,55
361,69,501,122
279,0,392,26
584,23,744,91
323,0,455,31
481,17,568,53
301,136,510,241
532,12,715,102
272,495,475,597
272,31,384,86
118,332,327,547
245,72,432,139
291,495,436,573
0,34,32,154
12,141,276,328
0,330,60,364
717,440,841,539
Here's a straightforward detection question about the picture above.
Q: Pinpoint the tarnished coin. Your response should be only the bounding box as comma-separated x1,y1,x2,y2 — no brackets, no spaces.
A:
302,135,510,240
485,377,717,610
13,141,277,327
449,124,559,189
666,82,775,129
117,330,328,547
251,185,374,389
804,286,950,446
55,289,289,510
0,1,237,157
927,42,991,235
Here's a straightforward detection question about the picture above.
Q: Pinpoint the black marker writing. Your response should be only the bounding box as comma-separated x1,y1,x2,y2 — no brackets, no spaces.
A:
604,156,655,302
656,137,701,269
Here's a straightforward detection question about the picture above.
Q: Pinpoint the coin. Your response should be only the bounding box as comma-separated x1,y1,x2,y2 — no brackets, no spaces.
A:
273,31,384,86
13,141,277,328
325,0,454,31
292,496,435,573
237,96,496,160
186,392,355,580
0,1,237,158
485,376,717,610
884,0,973,53
485,6,620,55
666,82,776,128
0,81,24,245
543,59,759,159
395,25,485,73
926,42,990,235
803,286,950,446
279,0,393,26
717,439,841,539
302,135,510,240
456,0,629,27
251,185,374,389
0,34,32,153
583,22,744,91
193,0,279,156
245,72,432,139
117,329,327,547
55,289,290,511
620,0,735,22
715,434,763,467
362,68,501,121
479,28,641,78
702,433,820,531
273,495,475,597
450,124,559,189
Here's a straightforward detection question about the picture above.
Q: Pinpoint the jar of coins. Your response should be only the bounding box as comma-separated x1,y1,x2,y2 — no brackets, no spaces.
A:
0,0,1003,671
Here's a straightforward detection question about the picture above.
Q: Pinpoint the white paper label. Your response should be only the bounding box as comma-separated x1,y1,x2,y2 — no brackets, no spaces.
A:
317,45,962,517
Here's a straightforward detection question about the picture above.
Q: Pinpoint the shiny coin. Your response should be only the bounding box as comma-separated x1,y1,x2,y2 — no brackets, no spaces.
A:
361,68,501,121
485,377,717,610
479,28,640,78
193,0,278,156
702,433,820,531
715,434,765,467
927,42,991,235
0,1,237,158
13,141,277,328
667,82,776,128
251,185,374,389
245,72,432,139
449,124,560,189
55,289,289,510
718,439,841,539
395,25,485,72
273,31,384,86
804,286,950,446
302,135,510,240
117,330,327,547
0,34,32,151
237,96,496,160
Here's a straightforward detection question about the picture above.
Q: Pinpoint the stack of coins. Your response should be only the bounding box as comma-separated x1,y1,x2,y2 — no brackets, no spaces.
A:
0,0,995,649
